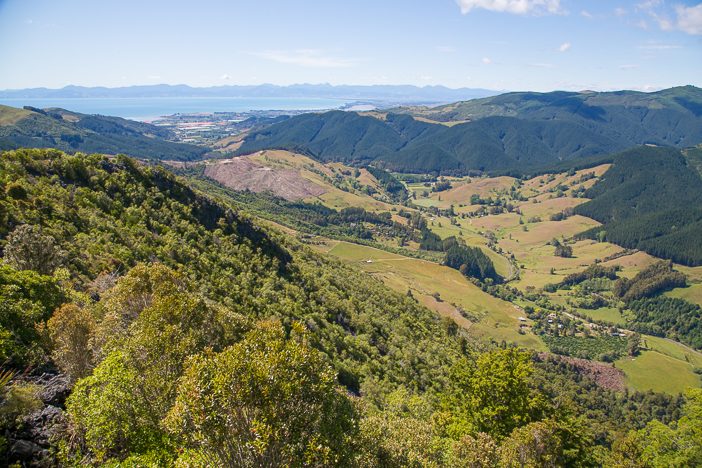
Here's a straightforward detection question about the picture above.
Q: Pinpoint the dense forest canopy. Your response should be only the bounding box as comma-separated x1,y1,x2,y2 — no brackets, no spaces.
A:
237,86,702,175
576,146,702,266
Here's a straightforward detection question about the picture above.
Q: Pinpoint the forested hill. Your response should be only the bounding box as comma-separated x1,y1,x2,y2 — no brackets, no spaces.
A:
0,104,208,161
237,86,702,174
576,145,702,266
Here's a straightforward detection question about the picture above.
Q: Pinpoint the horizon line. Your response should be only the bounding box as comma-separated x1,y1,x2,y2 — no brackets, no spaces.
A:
0,83,698,94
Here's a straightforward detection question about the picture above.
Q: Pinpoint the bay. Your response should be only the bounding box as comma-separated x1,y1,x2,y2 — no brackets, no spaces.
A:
0,97,351,121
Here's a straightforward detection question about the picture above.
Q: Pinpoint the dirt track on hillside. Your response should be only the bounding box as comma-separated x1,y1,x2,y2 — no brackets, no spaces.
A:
204,156,327,201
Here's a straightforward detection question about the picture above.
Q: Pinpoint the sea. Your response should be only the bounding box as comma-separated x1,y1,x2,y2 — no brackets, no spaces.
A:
0,97,353,121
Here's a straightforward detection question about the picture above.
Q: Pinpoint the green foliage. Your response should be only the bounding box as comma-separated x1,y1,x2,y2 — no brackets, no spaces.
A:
445,244,500,282
611,388,702,467
442,348,547,440
3,224,65,275
47,304,97,382
357,389,444,466
613,261,687,302
499,417,595,468
0,264,65,366
1,149,464,396
67,350,174,462
366,165,408,201
175,177,443,261
165,321,357,467
577,146,702,266
2,148,694,465
560,264,619,287
0,379,42,459
542,336,627,362
419,227,444,251
66,264,248,462
554,244,573,258
627,297,702,349
432,179,452,192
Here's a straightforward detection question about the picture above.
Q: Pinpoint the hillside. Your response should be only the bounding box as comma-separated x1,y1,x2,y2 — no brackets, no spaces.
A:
0,148,693,466
237,86,702,174
576,146,702,266
0,104,208,161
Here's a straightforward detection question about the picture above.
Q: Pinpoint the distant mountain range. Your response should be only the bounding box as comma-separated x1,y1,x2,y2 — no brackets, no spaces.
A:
0,84,498,104
237,86,702,174
0,105,207,161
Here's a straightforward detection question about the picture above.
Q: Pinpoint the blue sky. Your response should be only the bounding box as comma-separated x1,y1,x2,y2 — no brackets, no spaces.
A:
0,0,700,91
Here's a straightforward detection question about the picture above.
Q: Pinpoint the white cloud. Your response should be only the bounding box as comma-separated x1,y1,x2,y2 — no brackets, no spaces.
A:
456,0,562,15
528,62,555,68
558,42,571,52
635,0,702,34
618,64,639,70
675,3,702,35
580,10,593,18
251,49,355,68
636,0,661,11
220,74,231,80
614,7,628,17
436,45,456,53
482,57,493,64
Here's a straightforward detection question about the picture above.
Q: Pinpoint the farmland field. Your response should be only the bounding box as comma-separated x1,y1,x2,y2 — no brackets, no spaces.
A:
616,350,701,394
322,240,546,350
667,282,702,307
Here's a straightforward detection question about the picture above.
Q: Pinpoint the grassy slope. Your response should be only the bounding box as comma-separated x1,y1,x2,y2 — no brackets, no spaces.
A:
667,283,702,307
321,240,546,350
0,105,32,125
616,334,702,393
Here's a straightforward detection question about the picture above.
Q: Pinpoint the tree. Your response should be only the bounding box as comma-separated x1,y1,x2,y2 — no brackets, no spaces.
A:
445,432,499,468
0,265,65,367
554,244,573,258
626,333,641,357
356,387,443,466
3,225,65,275
65,264,249,462
499,417,594,468
165,321,358,467
47,304,96,382
66,351,171,462
610,388,702,467
442,348,547,440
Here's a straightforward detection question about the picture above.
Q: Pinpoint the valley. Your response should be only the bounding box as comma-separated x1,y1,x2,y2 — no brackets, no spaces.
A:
180,147,702,395
3,0,702,463
2,86,702,465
